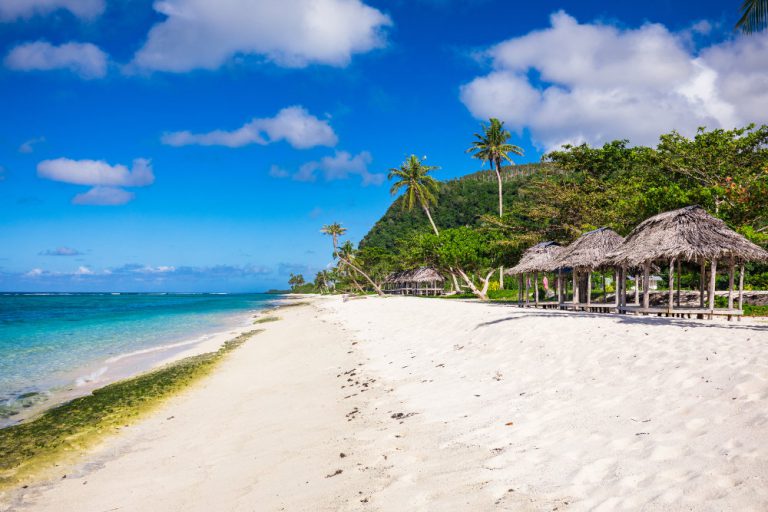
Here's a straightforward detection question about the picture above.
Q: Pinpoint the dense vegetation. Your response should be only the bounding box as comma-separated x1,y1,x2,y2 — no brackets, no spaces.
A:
360,163,548,250
292,124,768,298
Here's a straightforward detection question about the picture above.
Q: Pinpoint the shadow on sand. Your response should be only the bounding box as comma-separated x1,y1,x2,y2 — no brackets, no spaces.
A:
475,303,768,333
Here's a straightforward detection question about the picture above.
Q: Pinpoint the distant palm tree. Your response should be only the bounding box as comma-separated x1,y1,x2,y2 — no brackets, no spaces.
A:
320,222,347,253
388,155,441,235
737,0,768,33
321,223,384,296
466,118,523,217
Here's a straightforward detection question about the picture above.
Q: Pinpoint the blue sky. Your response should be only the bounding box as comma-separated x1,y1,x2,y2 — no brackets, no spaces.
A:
1,0,766,292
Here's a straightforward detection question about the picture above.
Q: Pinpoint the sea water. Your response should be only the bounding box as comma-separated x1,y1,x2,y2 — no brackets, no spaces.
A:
0,292,277,426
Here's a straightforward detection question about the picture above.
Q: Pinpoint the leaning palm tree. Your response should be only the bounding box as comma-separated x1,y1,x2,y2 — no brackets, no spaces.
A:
388,155,441,236
466,118,523,217
321,223,384,296
737,0,768,33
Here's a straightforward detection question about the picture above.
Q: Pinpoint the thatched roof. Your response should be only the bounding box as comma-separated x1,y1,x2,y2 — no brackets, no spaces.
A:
384,267,444,284
606,205,768,267
553,227,625,271
505,241,563,275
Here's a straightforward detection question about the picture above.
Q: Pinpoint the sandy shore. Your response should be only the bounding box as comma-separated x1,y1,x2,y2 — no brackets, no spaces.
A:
3,309,261,429
3,296,768,511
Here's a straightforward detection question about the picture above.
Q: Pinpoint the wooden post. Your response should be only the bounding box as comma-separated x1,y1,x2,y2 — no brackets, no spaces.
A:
518,274,523,305
534,272,540,306
619,267,627,306
738,264,744,319
499,266,504,290
573,270,579,307
708,259,717,318
728,258,735,311
676,258,681,308
668,258,675,314
557,269,563,306
642,261,651,310
586,271,592,307
614,270,620,308
699,260,706,308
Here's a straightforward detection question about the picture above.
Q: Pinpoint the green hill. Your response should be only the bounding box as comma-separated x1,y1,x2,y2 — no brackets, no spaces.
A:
360,163,549,250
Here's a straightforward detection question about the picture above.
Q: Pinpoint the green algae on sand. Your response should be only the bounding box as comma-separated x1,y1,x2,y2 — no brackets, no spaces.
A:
0,329,263,490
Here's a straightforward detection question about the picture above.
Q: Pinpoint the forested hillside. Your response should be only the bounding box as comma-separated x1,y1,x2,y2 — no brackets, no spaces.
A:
360,163,550,249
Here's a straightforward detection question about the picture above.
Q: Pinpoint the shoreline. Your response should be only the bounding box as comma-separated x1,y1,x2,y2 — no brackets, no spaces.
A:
3,296,767,511
1,301,283,429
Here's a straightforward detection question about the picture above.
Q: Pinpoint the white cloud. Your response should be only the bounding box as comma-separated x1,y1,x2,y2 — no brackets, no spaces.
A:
131,0,391,72
25,268,44,277
75,265,93,275
38,158,153,205
0,0,104,21
19,136,46,153
162,106,338,149
72,186,135,206
293,150,383,185
4,41,108,79
460,11,768,150
38,158,154,187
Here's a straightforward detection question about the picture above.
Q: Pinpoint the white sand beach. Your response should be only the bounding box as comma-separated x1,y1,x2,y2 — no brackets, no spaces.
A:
3,296,768,511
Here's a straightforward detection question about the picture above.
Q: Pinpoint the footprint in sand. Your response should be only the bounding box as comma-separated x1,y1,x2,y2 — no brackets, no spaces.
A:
685,417,708,431
572,457,617,485
650,445,683,461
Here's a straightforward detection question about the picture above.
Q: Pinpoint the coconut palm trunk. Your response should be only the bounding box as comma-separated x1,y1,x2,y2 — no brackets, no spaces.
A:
339,256,385,296
495,158,505,289
422,202,439,236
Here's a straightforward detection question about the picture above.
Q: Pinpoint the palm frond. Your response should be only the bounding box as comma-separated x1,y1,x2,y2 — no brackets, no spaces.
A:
737,0,768,33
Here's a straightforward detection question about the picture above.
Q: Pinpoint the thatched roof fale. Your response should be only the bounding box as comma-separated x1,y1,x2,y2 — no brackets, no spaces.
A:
506,241,563,275
605,205,768,267
384,267,444,284
553,227,625,271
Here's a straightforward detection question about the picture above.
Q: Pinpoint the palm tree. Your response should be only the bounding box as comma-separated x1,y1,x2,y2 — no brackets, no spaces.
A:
320,222,347,253
467,118,523,289
337,241,365,293
737,0,768,33
466,118,523,217
388,155,441,236
321,222,384,296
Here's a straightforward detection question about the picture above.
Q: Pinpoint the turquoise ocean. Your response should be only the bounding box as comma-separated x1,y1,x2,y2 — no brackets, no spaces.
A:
0,293,277,426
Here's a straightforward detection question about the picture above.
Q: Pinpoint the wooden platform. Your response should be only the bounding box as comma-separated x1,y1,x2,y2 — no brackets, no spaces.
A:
619,305,743,319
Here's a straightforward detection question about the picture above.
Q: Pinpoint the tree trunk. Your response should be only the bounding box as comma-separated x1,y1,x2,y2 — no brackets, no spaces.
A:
495,158,503,217
421,202,439,236
340,256,385,296
456,268,493,300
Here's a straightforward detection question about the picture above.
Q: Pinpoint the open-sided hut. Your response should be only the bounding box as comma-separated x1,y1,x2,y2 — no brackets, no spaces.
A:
383,267,444,296
605,205,768,318
553,227,625,310
505,241,562,307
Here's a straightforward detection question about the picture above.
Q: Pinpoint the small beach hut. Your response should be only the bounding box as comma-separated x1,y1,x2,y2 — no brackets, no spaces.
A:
552,227,625,311
383,267,444,296
505,241,563,307
605,205,768,319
